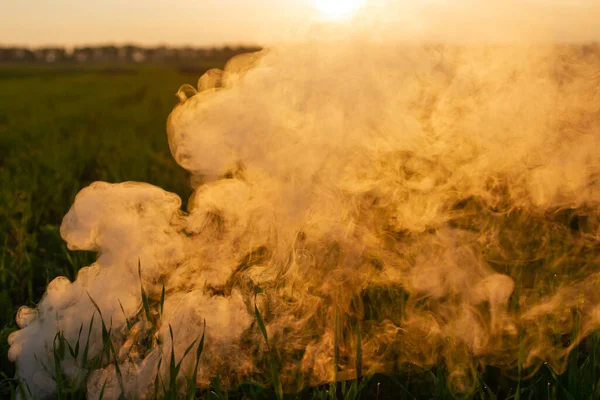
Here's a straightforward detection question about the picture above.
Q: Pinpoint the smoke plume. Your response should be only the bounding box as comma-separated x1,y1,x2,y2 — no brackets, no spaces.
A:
8,1,600,398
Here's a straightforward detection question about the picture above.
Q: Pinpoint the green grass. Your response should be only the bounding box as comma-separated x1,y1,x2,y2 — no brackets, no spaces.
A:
1,63,600,399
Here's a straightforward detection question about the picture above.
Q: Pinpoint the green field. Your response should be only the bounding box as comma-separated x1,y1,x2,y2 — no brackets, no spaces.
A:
1,63,600,399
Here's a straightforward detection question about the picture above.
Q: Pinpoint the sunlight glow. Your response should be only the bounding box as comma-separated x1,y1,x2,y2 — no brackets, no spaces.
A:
312,0,366,19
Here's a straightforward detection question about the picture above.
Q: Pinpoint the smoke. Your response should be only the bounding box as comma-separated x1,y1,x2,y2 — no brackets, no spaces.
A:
8,1,600,399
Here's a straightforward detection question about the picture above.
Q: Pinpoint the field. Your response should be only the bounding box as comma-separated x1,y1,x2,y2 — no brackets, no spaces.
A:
1,60,600,399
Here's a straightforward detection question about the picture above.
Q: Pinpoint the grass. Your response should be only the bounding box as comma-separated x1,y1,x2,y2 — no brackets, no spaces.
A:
1,62,600,399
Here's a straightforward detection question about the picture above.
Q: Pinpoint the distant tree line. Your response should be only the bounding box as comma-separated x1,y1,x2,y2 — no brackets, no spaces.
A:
0,45,262,64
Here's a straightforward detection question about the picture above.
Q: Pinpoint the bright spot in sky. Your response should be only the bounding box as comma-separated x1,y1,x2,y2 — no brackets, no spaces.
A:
312,0,366,19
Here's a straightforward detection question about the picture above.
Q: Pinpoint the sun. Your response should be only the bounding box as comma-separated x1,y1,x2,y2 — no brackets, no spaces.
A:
312,0,366,19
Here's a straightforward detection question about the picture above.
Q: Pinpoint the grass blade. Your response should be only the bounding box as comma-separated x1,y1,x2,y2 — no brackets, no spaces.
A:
186,320,206,399
254,301,283,400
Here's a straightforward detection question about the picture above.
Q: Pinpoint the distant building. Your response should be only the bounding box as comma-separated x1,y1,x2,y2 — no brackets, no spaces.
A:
32,48,67,63
131,49,147,63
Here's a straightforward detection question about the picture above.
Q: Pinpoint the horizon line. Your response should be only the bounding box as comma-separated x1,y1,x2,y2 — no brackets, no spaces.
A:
0,41,265,50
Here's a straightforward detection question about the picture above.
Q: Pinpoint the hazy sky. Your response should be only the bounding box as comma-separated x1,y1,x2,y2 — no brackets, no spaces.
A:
2,0,600,48
0,0,315,47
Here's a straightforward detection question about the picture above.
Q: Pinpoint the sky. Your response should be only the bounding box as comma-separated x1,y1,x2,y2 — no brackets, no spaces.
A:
2,0,600,48
0,0,314,48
